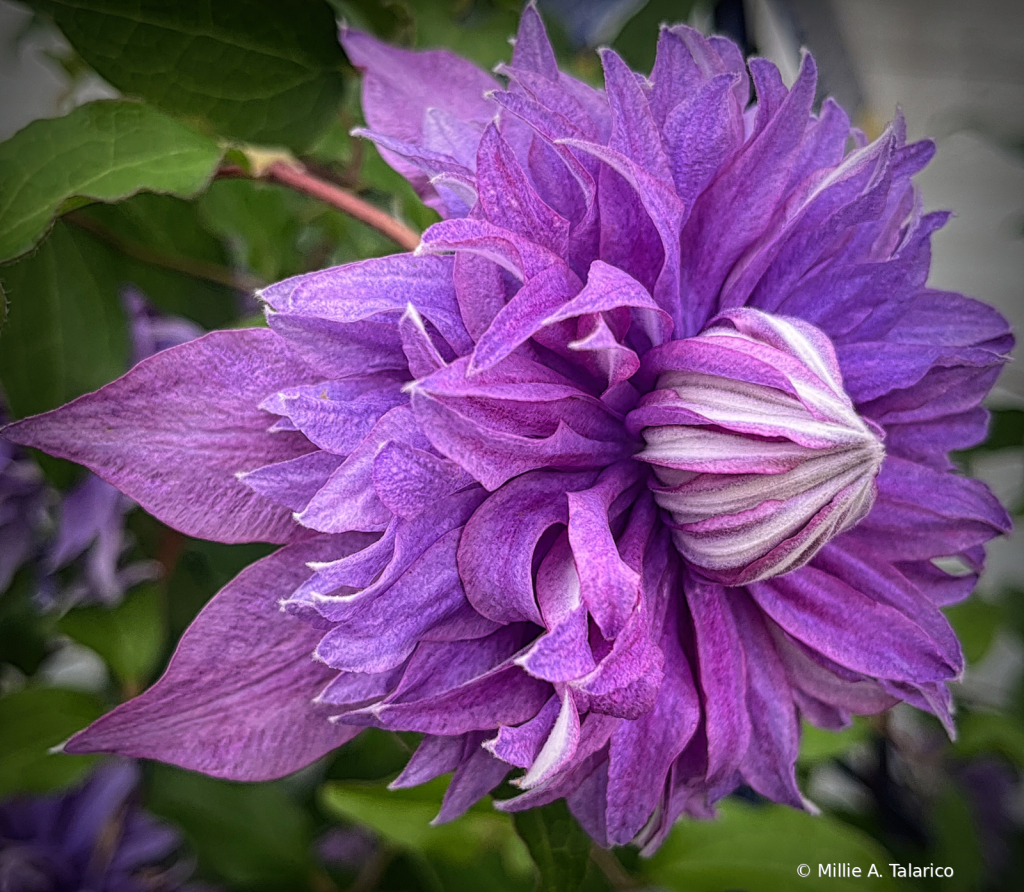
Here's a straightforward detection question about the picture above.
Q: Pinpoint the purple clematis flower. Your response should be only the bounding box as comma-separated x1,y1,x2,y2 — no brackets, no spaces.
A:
2,6,1012,849
0,761,198,892
1,290,202,610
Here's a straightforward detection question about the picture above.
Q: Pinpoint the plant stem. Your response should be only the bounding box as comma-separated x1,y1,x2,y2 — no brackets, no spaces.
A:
254,160,421,252
590,845,641,889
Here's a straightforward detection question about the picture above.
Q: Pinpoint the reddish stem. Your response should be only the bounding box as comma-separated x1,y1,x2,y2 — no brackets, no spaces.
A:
263,160,421,252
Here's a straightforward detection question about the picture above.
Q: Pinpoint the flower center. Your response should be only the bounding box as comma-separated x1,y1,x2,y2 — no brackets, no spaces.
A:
627,308,884,586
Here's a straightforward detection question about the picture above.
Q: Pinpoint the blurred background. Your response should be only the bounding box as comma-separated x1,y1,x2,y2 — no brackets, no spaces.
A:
1,2,1022,890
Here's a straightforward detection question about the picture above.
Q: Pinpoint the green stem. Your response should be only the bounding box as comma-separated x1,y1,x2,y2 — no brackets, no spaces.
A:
229,160,422,252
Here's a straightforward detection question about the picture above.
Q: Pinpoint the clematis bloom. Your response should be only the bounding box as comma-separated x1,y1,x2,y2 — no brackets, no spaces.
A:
2,6,1012,849
0,762,199,891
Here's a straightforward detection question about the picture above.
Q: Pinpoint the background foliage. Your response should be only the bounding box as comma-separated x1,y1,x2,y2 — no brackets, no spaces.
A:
0,1,1021,890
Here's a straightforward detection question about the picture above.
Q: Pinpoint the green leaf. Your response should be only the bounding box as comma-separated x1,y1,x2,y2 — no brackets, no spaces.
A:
406,0,523,71
798,718,871,766
30,0,348,151
1003,587,1024,641
320,777,532,875
58,583,165,690
945,597,1002,664
613,0,701,73
975,408,1024,452
147,764,315,888
325,727,417,781
331,0,415,45
198,177,308,282
512,799,591,892
929,782,984,892
0,568,58,676
72,192,241,329
643,800,904,891
0,687,103,796
0,280,7,332
954,711,1024,766
0,100,221,264
0,220,129,421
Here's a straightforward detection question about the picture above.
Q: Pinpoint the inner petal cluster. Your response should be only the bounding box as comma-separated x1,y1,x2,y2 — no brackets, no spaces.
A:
631,308,885,585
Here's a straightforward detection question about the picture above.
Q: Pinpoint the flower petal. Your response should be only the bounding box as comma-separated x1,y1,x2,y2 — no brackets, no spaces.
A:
3,331,318,543
65,537,366,779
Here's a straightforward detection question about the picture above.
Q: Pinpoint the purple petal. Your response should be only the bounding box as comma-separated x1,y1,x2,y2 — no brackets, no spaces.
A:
47,473,122,571
485,695,561,768
458,469,596,625
436,739,510,822
567,463,643,638
340,27,497,212
685,579,751,801
605,601,700,844
517,690,581,789
367,664,550,736
476,124,569,255
517,606,595,681
372,441,475,519
749,562,959,683
65,537,367,779
510,3,559,80
260,254,472,356
239,450,345,513
731,595,803,807
3,331,318,544
391,735,465,789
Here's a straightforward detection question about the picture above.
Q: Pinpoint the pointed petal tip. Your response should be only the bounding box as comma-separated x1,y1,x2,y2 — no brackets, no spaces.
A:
801,794,822,816
48,737,72,756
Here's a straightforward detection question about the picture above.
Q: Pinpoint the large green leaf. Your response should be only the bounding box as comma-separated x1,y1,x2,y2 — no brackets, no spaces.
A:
58,583,166,691
0,220,129,421
320,777,532,876
643,800,904,892
798,718,871,766
954,711,1024,766
512,800,591,892
73,192,241,329
30,0,348,151
945,597,1002,664
0,100,221,264
0,687,104,796
198,178,310,283
148,764,316,889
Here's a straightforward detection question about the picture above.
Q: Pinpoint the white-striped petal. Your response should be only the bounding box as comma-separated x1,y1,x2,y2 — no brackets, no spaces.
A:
636,308,884,584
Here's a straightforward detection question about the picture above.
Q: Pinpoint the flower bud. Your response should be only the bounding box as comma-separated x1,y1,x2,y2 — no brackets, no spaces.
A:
631,308,885,585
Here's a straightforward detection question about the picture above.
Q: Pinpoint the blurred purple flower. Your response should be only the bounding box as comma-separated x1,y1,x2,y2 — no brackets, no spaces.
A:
954,757,1019,877
0,436,48,595
315,825,377,872
2,6,1013,848
0,762,196,892
1,291,202,609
